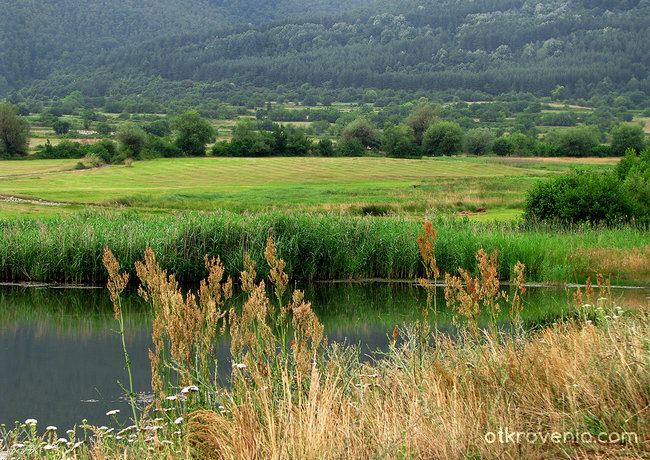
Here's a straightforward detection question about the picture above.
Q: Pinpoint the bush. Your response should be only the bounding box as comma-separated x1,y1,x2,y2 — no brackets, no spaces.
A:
33,140,85,159
52,120,71,135
315,138,335,157
524,152,650,224
545,126,600,157
492,137,515,156
422,122,463,156
88,139,118,163
463,128,494,156
339,117,380,149
610,123,646,156
336,138,365,157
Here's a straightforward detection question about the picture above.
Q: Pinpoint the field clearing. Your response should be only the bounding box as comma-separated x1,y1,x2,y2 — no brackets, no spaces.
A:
0,156,610,217
0,159,80,177
485,156,620,165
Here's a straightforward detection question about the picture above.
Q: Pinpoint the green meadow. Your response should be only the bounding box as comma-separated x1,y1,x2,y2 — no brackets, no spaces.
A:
0,156,615,218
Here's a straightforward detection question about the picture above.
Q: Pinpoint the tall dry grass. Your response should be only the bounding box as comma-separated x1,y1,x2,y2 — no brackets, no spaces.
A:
2,224,648,459
182,317,648,459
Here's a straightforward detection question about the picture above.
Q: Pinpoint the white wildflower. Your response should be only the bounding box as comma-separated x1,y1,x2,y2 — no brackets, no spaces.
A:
181,385,199,394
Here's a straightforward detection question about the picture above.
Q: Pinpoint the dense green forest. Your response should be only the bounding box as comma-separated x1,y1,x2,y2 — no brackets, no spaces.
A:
3,0,649,108
0,0,374,92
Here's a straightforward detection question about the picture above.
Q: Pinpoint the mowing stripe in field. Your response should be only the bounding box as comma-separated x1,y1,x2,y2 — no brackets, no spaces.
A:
0,159,80,177
0,157,560,213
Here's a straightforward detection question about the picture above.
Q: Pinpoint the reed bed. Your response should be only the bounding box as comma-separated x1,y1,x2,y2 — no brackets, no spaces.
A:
1,211,648,285
2,227,648,459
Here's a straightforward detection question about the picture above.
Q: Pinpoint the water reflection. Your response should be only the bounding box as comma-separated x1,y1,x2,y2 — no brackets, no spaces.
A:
0,282,647,431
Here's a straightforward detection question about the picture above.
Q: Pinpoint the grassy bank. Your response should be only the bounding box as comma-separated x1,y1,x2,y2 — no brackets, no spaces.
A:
0,211,648,285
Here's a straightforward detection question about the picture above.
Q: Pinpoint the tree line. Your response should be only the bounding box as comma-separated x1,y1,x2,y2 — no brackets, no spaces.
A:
5,0,650,109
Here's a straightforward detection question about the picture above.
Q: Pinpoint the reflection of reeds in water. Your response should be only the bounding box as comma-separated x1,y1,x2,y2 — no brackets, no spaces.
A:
4,224,649,459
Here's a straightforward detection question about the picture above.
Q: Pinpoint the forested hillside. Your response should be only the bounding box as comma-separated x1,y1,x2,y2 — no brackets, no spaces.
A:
4,0,650,106
0,0,374,92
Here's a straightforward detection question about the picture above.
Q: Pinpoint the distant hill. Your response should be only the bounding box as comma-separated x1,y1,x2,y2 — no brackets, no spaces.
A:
0,0,374,92
4,0,649,105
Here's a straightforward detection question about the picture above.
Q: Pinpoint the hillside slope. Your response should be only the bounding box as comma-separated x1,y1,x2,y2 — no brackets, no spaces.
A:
0,0,374,93
5,0,650,104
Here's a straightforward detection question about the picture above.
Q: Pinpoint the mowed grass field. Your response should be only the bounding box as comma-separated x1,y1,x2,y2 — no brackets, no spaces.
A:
0,156,613,218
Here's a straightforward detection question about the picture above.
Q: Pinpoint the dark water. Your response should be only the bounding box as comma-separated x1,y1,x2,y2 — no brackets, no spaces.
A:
0,282,647,432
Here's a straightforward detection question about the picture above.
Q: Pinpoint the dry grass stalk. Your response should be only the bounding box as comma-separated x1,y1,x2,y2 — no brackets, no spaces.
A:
102,247,138,424
87,236,647,460
135,247,231,404
184,313,649,459
417,220,439,341
445,248,504,338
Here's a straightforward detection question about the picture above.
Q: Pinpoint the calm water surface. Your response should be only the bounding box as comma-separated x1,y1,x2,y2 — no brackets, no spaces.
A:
1,282,647,431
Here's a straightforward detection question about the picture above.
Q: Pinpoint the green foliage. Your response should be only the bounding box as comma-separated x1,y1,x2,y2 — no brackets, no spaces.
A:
0,102,30,158
33,140,85,159
52,120,71,135
88,139,119,163
336,138,365,157
545,126,600,157
96,122,112,136
12,0,648,110
0,211,647,285
610,123,646,156
315,138,334,157
171,111,214,156
143,119,171,137
422,122,463,156
406,103,439,145
492,136,515,156
340,117,379,149
381,123,419,158
525,152,650,224
116,123,147,158
463,128,495,156
142,135,181,158
216,120,312,157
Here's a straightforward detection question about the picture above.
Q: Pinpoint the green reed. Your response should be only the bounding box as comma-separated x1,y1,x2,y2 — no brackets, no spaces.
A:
0,210,647,285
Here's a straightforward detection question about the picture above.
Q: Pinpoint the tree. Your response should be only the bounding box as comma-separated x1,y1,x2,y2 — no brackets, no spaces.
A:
406,103,439,145
381,123,419,157
286,129,312,156
0,102,30,157
546,126,599,157
52,120,71,135
116,123,147,158
610,123,646,156
171,111,214,156
422,122,463,156
96,122,112,136
492,137,515,156
339,117,379,149
464,128,494,155
316,138,334,157
337,138,365,157
143,119,171,137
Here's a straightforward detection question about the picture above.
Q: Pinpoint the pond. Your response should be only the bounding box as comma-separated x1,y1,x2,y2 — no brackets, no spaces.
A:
1,281,647,432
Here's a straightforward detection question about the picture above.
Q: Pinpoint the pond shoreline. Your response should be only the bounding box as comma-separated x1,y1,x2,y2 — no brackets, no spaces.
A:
0,212,648,286
1,279,649,290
